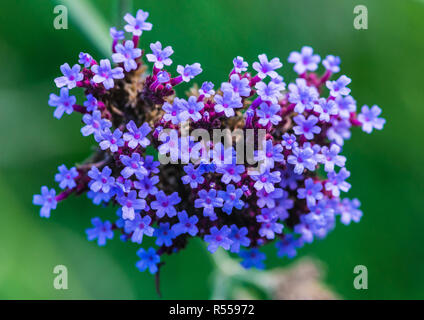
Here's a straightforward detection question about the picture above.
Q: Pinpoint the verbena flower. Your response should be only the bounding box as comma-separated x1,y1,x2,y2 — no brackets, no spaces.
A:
34,9,385,281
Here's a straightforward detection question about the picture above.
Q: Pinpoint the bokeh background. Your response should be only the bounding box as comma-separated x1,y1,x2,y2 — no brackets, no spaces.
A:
0,0,423,299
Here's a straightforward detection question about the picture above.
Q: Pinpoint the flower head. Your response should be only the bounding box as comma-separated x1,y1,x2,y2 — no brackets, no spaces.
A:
112,40,142,72
55,165,78,189
33,186,57,218
48,88,76,119
358,105,386,133
146,41,173,69
54,63,83,89
124,9,152,36
86,217,114,246
288,46,320,74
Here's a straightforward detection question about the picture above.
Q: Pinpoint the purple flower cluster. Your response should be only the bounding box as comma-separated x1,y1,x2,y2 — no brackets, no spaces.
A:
34,10,385,280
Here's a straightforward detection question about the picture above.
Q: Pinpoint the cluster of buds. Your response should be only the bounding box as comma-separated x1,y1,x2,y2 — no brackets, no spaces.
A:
33,9,385,276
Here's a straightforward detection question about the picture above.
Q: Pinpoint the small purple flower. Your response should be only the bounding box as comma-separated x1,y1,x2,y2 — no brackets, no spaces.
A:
358,105,386,134
86,217,114,246
110,27,125,40
327,118,352,146
259,218,284,240
124,213,154,243
255,81,284,104
338,198,362,225
55,165,78,189
297,178,323,207
287,146,317,174
78,52,93,68
323,55,341,73
194,189,224,221
256,188,283,209
229,225,250,253
325,168,351,197
214,90,243,117
314,98,339,122
136,247,160,274
288,78,319,113
216,163,245,184
151,191,181,218
335,95,356,119
326,75,351,97
180,96,204,122
88,166,115,193
54,63,83,89
48,88,76,119
177,63,202,82
319,144,346,172
124,9,152,36
293,114,321,140
33,186,57,218
199,81,215,97
154,222,176,247
275,235,304,259
120,153,148,179
255,139,285,168
99,128,124,152
218,184,244,215
250,165,281,193
239,249,266,269
204,225,232,253
118,190,147,220
233,56,248,73
288,46,320,74
134,175,159,198
91,59,124,89
182,164,205,188
279,165,303,190
222,74,251,97
81,110,112,138
256,102,282,126
252,54,282,79
146,41,173,69
112,40,142,72
83,94,98,112
172,210,199,236
143,155,160,174
157,70,170,83
281,133,298,151
162,98,188,124
123,120,151,149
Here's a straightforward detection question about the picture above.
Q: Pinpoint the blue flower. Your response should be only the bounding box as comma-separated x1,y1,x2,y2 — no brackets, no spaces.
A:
177,63,202,82
325,168,351,197
123,209,153,238
281,133,298,151
287,146,317,174
288,78,319,113
182,164,205,188
78,52,93,67
239,249,266,269
358,105,386,134
222,74,251,97
81,110,112,138
162,98,188,124
199,81,215,97
83,94,98,112
214,90,243,117
323,55,341,73
109,27,125,40
256,102,282,126
112,40,142,72
204,225,232,253
314,98,338,122
134,175,159,198
33,186,57,218
99,128,124,152
146,41,173,69
279,165,303,190
288,46,321,74
326,75,351,97
87,190,111,205
54,63,83,89
124,9,152,36
216,162,245,184
275,235,304,259
257,212,283,239
293,114,321,140
143,155,160,174
136,247,160,274
297,178,323,207
335,95,356,119
118,190,147,220
233,56,248,73
256,188,283,209
252,54,282,79
194,189,224,221
180,96,204,122
151,191,181,218
55,164,78,189
172,210,199,236
229,225,250,253
123,120,151,149
120,153,148,179
86,217,114,246
88,166,115,194
154,222,176,247
48,88,76,119
157,70,170,83
250,165,281,193
318,144,346,172
91,59,124,89
255,81,284,104
218,184,244,215
255,139,285,169
338,198,362,225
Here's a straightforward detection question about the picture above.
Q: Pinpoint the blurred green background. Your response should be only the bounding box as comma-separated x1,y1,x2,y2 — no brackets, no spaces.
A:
0,0,423,299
